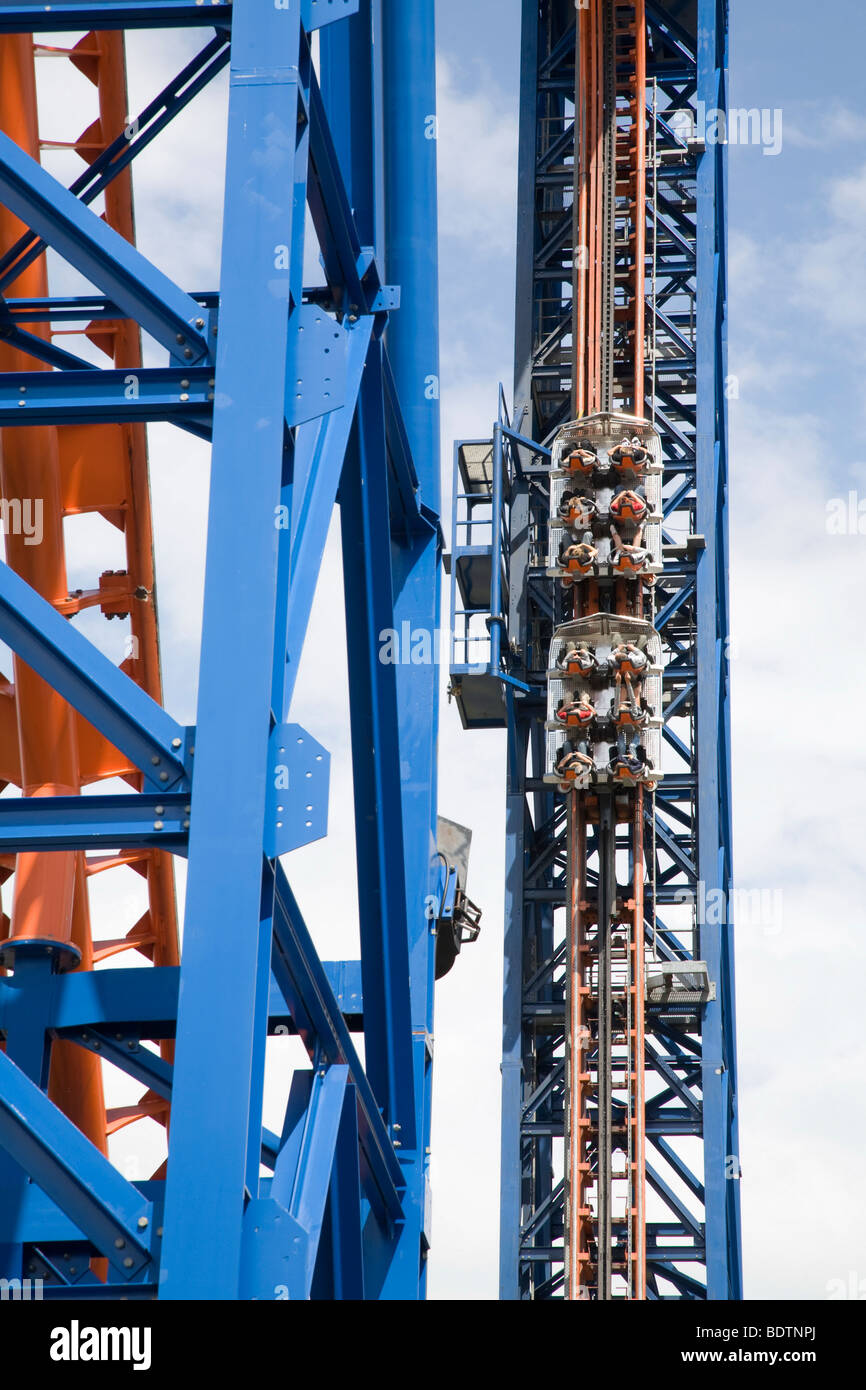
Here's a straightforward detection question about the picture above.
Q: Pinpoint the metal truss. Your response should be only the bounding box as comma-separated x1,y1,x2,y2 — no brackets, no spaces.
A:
0,0,444,1299
450,0,741,1299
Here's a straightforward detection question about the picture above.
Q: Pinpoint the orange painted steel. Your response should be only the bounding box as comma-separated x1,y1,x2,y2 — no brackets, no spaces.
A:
574,1,646,417
565,0,649,1300
0,32,178,1158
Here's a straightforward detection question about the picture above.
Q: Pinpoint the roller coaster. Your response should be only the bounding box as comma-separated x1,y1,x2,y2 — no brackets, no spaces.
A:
0,0,739,1301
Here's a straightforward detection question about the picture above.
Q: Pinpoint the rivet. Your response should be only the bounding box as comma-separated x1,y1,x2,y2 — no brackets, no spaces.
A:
180,392,189,402
123,1257,134,1269
115,1238,126,1250
159,771,169,782
183,348,193,359
154,820,164,831
180,379,190,389
195,318,204,329
172,737,182,749
151,755,160,766
137,1216,149,1230
155,805,164,815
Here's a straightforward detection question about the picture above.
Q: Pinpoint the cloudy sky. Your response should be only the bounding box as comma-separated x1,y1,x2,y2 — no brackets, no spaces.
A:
22,0,866,1300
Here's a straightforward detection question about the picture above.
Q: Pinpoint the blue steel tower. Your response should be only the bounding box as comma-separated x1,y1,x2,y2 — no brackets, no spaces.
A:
449,0,741,1299
0,0,447,1300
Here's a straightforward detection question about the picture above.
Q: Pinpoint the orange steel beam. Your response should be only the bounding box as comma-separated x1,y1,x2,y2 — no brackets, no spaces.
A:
565,0,649,1300
0,30,178,1159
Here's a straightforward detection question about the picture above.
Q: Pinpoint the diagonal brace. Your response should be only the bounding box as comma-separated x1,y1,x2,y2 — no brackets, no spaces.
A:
0,561,189,787
0,130,211,362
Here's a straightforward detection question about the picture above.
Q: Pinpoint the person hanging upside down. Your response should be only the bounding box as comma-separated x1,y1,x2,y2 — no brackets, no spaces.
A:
609,436,649,474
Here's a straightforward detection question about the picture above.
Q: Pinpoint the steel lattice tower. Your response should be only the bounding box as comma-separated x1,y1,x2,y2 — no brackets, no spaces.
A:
0,0,446,1300
449,0,742,1300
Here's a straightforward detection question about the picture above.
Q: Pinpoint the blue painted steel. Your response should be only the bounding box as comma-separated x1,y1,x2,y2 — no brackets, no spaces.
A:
159,0,308,1299
271,866,404,1222
694,0,742,1300
0,3,234,30
0,1050,153,1277
473,0,742,1300
0,36,230,293
0,0,443,1302
0,793,189,853
0,131,211,360
0,0,357,31
264,723,329,858
377,0,442,1300
0,561,189,786
0,366,214,435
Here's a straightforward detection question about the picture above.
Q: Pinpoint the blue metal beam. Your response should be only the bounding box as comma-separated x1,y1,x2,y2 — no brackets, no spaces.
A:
0,792,189,853
160,0,310,1299
0,561,189,787
271,864,404,1222
0,35,230,294
0,367,213,436
0,131,211,361
0,1050,153,1278
0,0,358,31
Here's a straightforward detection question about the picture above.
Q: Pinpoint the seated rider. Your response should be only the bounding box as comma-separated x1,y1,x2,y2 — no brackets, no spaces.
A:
558,643,596,677
609,487,647,524
557,491,597,528
555,742,593,786
565,439,598,476
609,436,649,474
611,640,649,710
610,522,653,576
609,746,646,785
559,538,598,583
556,692,596,730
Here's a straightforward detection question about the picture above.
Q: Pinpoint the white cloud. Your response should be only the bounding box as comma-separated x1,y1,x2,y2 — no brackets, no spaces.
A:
436,57,519,257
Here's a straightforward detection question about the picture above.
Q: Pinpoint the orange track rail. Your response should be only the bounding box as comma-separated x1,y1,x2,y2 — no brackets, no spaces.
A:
0,32,177,1165
565,0,649,1299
